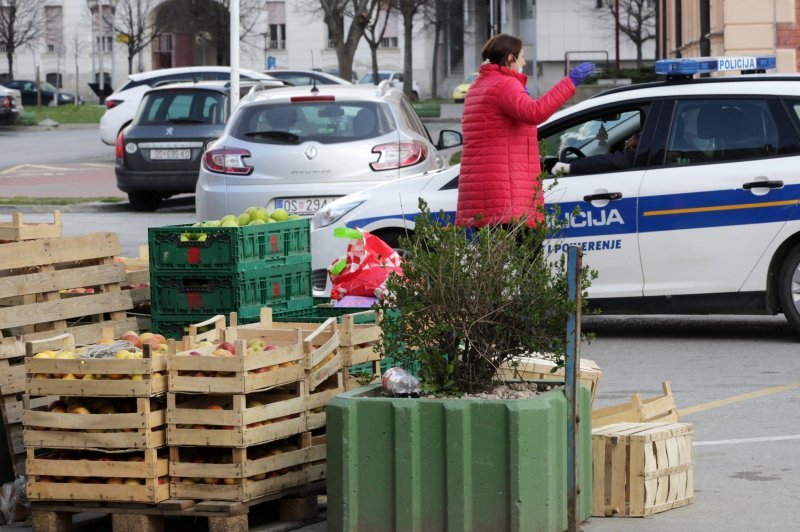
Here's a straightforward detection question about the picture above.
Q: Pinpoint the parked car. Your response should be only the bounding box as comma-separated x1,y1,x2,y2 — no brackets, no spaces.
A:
195,82,462,221
452,72,478,102
264,69,351,86
0,85,21,124
358,71,420,100
1,80,80,106
99,67,287,145
310,56,800,334
115,80,266,211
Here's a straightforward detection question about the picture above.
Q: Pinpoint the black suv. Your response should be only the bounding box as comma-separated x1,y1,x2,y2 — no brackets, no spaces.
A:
115,80,263,211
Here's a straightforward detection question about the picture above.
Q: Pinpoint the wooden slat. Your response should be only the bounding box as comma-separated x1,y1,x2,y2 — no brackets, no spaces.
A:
0,263,127,299
0,232,121,270
0,211,62,241
18,317,139,345
0,291,133,329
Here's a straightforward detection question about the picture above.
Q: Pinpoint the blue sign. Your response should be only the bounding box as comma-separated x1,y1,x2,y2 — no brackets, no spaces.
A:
267,56,276,70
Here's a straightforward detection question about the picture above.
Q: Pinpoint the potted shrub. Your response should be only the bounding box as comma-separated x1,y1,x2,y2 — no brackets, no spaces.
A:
327,200,595,532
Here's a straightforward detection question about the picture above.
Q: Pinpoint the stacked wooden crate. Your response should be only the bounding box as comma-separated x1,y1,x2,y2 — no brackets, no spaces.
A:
148,221,314,338
22,333,170,503
166,316,340,501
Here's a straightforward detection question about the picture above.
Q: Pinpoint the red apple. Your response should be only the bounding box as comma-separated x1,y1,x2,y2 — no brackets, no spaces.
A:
218,342,236,354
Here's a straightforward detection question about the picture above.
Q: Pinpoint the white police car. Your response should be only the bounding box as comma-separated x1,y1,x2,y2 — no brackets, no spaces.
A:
312,56,800,332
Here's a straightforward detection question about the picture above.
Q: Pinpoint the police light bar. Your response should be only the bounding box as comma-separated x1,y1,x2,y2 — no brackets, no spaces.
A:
655,56,776,76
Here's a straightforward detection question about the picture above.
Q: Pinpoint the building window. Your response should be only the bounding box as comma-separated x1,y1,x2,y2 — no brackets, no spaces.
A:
45,6,63,54
266,1,286,49
46,73,63,88
596,0,603,8
380,8,398,48
0,42,6,53
380,37,398,48
90,5,114,53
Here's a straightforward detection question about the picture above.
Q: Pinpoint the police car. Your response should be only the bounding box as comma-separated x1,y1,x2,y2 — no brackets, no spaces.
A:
311,56,800,332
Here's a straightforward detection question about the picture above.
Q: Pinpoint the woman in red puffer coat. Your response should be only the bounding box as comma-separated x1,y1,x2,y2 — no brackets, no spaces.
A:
455,34,595,228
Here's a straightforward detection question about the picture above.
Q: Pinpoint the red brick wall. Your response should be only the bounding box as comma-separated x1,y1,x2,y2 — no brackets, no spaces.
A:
776,1,800,71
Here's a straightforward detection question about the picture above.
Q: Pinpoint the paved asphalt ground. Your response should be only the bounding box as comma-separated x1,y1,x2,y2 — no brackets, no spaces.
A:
1,124,799,531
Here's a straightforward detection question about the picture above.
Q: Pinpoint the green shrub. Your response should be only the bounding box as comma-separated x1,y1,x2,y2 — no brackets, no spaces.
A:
376,199,594,395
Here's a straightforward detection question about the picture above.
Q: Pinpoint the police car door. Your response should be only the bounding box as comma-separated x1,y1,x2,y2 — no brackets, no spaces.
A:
541,107,646,298
637,97,799,296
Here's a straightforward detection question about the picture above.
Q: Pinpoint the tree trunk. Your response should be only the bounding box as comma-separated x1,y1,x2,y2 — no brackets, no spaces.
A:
401,2,414,100
336,46,356,83
370,44,379,85
128,51,134,74
6,52,13,80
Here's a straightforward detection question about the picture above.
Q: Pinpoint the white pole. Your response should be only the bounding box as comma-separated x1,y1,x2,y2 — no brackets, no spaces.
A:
99,0,105,97
230,0,240,110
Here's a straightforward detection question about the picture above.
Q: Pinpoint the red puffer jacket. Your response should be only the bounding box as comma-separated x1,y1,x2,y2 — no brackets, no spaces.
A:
455,64,576,227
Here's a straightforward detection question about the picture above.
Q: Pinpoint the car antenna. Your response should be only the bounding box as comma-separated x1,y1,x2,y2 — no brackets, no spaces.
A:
310,51,319,94
190,68,198,85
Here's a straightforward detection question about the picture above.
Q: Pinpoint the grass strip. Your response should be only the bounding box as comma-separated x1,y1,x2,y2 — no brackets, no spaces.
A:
0,196,124,205
21,104,105,125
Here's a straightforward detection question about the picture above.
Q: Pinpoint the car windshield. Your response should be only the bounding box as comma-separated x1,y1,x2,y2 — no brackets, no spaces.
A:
465,73,477,83
232,101,396,145
135,90,226,125
40,81,59,92
358,73,390,84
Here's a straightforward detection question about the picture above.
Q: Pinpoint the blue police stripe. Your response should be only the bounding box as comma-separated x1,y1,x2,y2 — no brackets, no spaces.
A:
346,185,799,236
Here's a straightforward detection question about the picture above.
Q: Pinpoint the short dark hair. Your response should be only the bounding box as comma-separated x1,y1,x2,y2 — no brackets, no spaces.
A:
481,34,523,67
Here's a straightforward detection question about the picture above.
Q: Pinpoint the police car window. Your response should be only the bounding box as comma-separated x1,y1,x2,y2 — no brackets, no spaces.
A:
542,109,643,158
665,99,778,165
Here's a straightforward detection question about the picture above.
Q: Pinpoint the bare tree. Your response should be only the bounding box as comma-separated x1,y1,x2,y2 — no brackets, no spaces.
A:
110,0,160,74
66,29,89,103
596,0,655,66
0,0,45,77
363,1,393,85
316,0,376,82
398,0,429,100
422,0,451,99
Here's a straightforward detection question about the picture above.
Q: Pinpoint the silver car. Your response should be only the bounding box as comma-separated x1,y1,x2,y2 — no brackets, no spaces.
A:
195,83,461,220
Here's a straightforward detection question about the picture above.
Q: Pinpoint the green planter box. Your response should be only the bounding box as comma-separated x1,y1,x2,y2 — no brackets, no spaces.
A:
327,383,592,532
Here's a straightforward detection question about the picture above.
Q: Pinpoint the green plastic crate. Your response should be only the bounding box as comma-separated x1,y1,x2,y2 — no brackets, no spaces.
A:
148,219,310,272
273,305,378,325
151,262,313,316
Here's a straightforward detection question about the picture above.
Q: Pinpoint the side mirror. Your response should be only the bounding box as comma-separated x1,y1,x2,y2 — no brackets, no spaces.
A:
437,129,463,150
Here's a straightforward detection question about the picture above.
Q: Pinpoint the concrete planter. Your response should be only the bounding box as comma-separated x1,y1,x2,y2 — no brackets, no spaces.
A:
327,383,592,532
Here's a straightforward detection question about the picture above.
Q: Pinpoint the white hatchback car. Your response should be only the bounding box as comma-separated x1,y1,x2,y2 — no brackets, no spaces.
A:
195,83,462,221
311,56,800,333
99,67,284,145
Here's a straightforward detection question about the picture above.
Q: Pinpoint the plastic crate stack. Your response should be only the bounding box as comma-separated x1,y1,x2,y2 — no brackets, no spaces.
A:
166,317,338,501
148,220,315,339
22,334,170,504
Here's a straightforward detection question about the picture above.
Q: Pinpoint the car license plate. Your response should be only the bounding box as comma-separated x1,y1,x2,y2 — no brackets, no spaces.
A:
276,197,336,215
151,149,191,160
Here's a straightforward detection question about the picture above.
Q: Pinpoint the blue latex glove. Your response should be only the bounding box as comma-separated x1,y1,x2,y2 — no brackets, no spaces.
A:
568,62,595,86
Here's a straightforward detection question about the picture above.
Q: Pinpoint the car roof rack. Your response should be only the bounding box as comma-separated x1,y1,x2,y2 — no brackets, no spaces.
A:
376,79,392,97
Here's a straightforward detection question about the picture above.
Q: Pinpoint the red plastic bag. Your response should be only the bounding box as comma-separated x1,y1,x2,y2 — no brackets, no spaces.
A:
328,228,403,301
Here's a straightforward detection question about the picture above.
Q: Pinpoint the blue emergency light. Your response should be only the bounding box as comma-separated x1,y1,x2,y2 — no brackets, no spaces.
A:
655,56,776,77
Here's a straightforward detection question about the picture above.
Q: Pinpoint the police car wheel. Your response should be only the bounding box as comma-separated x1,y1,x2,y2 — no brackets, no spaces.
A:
777,244,800,329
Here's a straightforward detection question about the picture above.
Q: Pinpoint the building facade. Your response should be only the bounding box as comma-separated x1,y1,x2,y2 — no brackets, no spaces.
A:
658,0,799,73
1,0,652,103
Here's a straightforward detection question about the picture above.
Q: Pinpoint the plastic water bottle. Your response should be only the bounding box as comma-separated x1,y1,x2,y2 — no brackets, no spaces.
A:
381,367,421,398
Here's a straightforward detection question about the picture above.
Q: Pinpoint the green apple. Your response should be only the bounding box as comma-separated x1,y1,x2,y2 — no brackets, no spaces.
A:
204,220,222,227
254,208,270,222
180,233,192,242
248,219,266,225
245,206,258,215
270,208,289,222
195,233,208,242
237,213,251,226
221,220,239,227
266,218,277,223
220,214,238,225
287,214,302,220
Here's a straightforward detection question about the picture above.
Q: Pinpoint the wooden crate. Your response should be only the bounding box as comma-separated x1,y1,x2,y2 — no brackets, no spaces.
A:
233,314,342,391
497,356,602,403
24,334,167,398
592,381,679,428
306,373,344,431
168,329,306,395
592,422,694,517
0,232,136,343
26,448,169,503
169,432,326,501
23,396,167,450
167,382,308,447
0,211,62,242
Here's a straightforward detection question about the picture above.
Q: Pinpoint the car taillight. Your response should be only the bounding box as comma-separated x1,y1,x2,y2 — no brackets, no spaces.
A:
115,131,125,159
203,148,253,175
370,141,428,171
1,96,10,109
105,99,122,109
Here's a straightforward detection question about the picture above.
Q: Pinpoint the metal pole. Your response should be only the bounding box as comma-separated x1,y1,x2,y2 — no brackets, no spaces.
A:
531,0,538,97
230,0,240,109
565,245,583,532
99,0,105,97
